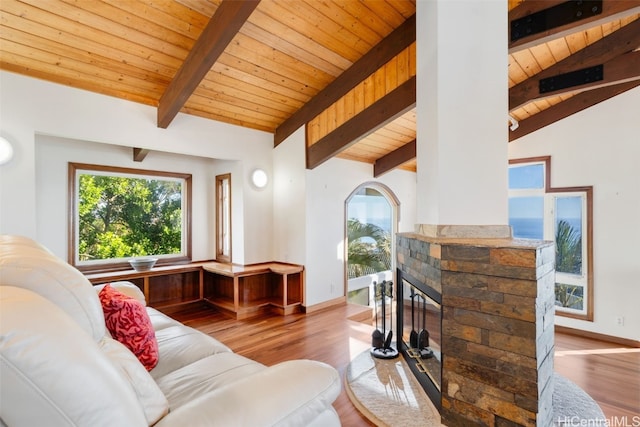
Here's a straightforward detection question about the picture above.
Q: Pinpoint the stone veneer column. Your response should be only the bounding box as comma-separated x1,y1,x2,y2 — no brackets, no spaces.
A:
397,233,556,427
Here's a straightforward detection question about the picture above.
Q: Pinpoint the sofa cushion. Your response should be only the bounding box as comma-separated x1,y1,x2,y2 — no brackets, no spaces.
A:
0,286,148,427
147,306,184,331
156,352,265,410
99,336,169,425
150,323,232,379
99,284,159,371
153,359,342,427
0,235,106,341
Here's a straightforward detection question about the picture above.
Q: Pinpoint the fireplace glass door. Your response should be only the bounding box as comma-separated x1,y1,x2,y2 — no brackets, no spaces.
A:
397,270,442,408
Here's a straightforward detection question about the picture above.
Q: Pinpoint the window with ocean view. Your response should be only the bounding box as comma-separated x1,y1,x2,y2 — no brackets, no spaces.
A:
509,197,544,239
508,158,593,321
345,183,398,307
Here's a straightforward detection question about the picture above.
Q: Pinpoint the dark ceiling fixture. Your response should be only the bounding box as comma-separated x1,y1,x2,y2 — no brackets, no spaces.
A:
539,64,604,94
511,0,603,42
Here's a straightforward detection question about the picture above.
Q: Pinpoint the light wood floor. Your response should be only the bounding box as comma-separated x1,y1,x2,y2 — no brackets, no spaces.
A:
169,302,639,425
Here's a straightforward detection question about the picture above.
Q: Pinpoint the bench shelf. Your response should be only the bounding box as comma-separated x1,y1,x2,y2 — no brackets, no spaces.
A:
202,262,304,320
86,261,304,319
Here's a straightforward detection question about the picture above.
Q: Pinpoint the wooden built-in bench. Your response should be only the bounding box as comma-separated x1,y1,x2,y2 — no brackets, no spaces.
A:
85,261,304,320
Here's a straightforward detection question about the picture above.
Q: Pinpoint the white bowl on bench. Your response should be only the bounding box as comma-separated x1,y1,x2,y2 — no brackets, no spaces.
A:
128,257,158,272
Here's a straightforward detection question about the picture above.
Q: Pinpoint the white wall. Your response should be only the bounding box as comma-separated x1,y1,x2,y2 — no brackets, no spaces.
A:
272,127,417,307
304,158,416,307
34,134,225,261
272,127,417,306
1,71,417,310
0,71,273,264
509,86,640,341
272,127,307,266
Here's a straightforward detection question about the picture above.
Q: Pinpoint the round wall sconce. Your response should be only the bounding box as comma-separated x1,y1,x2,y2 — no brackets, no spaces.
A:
0,136,14,165
251,168,268,189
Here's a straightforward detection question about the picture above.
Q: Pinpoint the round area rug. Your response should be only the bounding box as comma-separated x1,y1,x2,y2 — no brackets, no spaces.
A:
346,350,606,427
553,373,606,426
345,349,442,427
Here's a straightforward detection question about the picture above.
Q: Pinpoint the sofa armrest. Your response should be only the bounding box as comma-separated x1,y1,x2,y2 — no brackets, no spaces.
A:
154,359,341,427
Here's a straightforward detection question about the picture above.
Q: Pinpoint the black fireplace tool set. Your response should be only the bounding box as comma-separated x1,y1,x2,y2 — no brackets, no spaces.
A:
370,280,398,359
409,287,434,359
370,281,434,359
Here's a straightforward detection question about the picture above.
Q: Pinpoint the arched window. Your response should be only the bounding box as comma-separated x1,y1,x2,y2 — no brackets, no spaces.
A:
345,182,400,306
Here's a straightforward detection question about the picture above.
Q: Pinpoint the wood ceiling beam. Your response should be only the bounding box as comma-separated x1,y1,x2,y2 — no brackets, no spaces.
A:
133,148,149,162
509,79,640,141
509,1,640,54
157,0,260,129
307,76,416,170
373,139,416,178
511,51,640,110
274,14,416,147
510,20,640,110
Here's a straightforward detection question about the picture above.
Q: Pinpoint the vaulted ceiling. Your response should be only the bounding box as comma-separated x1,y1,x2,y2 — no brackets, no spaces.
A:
1,0,639,175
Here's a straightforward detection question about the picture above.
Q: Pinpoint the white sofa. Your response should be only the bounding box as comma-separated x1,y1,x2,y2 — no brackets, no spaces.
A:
0,235,341,426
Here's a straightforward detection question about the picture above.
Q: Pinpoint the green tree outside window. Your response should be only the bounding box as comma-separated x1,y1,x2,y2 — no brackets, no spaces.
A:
347,218,391,279
78,174,183,261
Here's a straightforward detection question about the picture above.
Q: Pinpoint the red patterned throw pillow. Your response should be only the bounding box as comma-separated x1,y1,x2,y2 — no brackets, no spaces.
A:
99,284,159,371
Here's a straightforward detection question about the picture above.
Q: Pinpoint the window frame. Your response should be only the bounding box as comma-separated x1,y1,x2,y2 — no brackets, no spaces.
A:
215,173,232,263
509,156,593,321
68,162,192,273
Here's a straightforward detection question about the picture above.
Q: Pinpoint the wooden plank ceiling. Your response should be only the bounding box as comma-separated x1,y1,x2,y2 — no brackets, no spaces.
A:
1,0,639,176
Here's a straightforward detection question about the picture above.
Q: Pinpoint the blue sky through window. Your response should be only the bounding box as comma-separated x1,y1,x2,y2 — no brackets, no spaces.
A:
509,163,544,189
509,163,545,239
348,192,391,233
555,196,583,241
556,196,582,221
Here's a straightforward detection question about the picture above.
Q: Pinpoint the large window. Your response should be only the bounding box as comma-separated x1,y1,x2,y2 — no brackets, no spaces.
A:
69,163,192,272
509,157,593,320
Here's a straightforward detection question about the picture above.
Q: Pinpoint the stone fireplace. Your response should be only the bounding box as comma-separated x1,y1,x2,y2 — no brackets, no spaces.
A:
396,232,556,426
